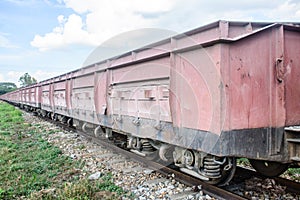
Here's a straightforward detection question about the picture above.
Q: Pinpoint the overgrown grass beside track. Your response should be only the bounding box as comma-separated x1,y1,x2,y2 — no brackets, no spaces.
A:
0,102,125,199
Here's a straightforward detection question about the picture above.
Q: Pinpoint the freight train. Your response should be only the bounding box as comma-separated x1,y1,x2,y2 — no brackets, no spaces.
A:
1,20,300,185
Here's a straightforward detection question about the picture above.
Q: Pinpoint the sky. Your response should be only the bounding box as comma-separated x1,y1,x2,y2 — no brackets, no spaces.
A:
0,0,300,86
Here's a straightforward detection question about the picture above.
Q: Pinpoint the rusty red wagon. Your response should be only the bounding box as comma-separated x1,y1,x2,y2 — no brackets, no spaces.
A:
1,20,300,185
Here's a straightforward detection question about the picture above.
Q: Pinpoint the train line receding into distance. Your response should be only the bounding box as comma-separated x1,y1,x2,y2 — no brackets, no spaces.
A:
1,20,300,187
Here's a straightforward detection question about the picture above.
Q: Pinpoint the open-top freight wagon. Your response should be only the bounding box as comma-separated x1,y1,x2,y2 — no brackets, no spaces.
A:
2,20,300,185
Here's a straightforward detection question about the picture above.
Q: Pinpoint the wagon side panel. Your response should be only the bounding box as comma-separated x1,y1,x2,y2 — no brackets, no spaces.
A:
223,28,286,131
41,84,51,112
53,80,68,116
72,73,97,124
108,57,171,137
170,45,222,135
284,28,300,126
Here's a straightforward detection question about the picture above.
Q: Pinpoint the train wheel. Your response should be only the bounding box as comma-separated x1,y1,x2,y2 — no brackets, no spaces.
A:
141,139,159,161
205,157,237,186
218,157,237,186
249,159,289,177
145,150,159,161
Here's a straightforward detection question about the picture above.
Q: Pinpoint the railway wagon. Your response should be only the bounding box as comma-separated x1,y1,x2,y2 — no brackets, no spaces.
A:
18,84,40,112
1,90,19,106
1,20,300,185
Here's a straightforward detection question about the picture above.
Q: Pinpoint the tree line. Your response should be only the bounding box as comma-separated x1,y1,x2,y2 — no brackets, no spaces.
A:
0,73,37,95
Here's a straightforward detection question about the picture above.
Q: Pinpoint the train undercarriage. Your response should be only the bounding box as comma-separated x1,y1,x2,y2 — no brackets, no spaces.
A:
73,119,238,185
0,100,290,186
23,108,236,185
12,106,293,186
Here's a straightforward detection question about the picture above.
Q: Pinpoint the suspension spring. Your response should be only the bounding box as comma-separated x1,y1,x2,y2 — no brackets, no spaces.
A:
141,140,155,152
203,157,221,179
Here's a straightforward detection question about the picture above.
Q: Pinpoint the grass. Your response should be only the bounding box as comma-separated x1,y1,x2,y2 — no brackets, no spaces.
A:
30,174,125,200
283,168,300,182
237,158,251,167
0,101,125,199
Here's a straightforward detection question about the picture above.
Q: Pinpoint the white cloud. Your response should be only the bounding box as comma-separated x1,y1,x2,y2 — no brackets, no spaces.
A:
7,71,24,81
57,15,65,24
266,0,300,20
6,70,62,87
33,70,62,81
62,0,174,14
31,0,176,51
31,14,98,51
7,70,61,82
0,54,22,60
0,71,23,86
31,0,300,52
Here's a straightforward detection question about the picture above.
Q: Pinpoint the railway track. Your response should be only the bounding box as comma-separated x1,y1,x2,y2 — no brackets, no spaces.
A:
30,112,246,200
28,112,300,199
229,166,300,197
77,131,300,200
42,115,243,199
79,131,246,200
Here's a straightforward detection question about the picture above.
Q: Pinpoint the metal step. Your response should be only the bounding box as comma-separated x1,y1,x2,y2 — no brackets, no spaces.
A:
286,138,300,143
285,126,300,132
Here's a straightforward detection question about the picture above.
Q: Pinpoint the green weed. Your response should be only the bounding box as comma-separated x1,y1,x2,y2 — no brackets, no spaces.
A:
284,168,300,181
0,102,125,199
237,158,250,166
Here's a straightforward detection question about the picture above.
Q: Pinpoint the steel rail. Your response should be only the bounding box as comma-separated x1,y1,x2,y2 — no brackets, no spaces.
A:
31,114,300,199
236,166,300,195
52,121,247,200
